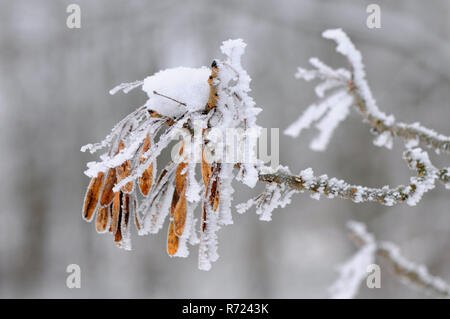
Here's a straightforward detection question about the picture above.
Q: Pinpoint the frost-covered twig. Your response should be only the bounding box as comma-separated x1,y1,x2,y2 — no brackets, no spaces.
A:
286,28,450,154
257,146,447,209
329,221,376,299
331,221,450,298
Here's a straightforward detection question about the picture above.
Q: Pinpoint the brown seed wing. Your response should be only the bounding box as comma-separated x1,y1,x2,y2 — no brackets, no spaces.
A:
201,205,207,232
108,202,113,233
121,193,130,232
167,221,179,256
111,192,121,235
210,178,220,211
117,140,134,193
100,168,116,206
114,214,123,243
117,161,133,193
132,196,141,231
82,172,105,221
175,140,188,193
171,156,188,236
141,133,151,154
139,164,153,196
214,194,220,211
201,147,213,233
170,185,179,218
174,185,187,236
114,226,123,243
138,134,154,196
175,162,188,194
134,213,141,231
96,205,109,233
201,148,212,188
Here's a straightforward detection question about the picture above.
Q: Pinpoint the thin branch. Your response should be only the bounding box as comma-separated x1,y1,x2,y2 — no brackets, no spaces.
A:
318,29,450,154
347,221,450,298
258,147,447,207
347,69,450,154
152,90,187,106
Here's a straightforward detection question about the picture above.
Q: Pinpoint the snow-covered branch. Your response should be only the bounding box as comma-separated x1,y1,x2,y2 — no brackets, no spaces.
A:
257,145,447,211
330,221,450,298
286,29,450,155
329,221,376,299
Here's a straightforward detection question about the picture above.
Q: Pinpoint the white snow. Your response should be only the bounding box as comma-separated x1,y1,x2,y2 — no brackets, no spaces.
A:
218,163,235,225
142,67,211,117
186,162,202,203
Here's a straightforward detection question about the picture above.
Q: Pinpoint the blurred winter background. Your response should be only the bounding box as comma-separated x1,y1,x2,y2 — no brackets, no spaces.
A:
0,0,449,298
